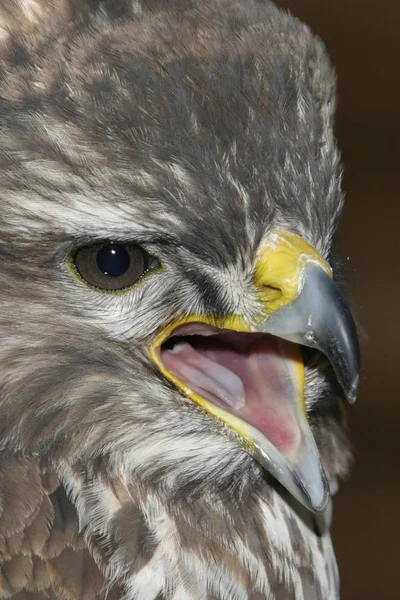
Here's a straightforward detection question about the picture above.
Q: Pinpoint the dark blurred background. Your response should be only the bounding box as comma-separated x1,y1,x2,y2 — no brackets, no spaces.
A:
275,1,399,598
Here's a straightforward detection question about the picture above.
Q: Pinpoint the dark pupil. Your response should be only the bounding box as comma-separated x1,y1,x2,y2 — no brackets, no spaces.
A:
96,245,130,277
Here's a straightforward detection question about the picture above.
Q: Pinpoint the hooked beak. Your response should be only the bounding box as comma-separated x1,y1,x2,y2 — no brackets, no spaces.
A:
149,229,360,513
259,265,360,404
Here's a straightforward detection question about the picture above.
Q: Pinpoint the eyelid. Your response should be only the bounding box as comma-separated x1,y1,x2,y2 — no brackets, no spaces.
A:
66,233,178,252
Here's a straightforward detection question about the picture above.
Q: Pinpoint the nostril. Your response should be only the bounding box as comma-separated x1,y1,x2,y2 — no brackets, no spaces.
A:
261,285,283,302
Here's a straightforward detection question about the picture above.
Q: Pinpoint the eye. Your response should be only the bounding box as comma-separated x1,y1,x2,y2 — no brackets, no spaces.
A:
72,242,157,291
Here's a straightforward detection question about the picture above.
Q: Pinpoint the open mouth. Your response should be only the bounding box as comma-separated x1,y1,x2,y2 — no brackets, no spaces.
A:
149,316,333,513
160,323,305,461
150,318,331,513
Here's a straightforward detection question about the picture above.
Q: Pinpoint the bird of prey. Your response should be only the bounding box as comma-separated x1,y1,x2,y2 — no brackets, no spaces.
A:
0,1,360,599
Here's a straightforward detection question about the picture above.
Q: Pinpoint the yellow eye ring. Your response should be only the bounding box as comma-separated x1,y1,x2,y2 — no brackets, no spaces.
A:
67,241,162,294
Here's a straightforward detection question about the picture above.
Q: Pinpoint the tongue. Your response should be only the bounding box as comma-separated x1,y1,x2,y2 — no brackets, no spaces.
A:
165,342,246,409
161,335,302,458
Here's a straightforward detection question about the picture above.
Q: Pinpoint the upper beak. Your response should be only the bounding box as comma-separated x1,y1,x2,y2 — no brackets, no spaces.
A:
255,230,360,404
259,265,360,404
149,229,360,514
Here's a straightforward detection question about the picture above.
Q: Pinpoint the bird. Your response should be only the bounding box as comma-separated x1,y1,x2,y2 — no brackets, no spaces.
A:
0,1,360,599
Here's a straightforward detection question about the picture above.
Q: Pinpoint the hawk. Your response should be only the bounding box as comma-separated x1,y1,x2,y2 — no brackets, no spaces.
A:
0,1,360,599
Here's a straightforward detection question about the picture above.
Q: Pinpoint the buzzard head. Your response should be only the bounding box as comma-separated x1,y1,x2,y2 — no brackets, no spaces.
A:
0,0,359,538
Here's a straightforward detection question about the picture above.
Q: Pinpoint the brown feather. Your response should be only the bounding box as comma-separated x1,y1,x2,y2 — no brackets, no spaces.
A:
0,457,125,599
48,547,108,600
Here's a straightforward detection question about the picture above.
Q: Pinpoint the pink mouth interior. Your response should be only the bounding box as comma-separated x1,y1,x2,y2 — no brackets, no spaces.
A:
160,323,303,457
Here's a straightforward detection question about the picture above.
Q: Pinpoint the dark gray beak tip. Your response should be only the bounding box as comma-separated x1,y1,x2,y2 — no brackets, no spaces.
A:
346,373,360,405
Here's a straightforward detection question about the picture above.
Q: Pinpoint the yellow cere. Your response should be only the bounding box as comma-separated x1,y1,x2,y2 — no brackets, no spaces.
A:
255,229,333,313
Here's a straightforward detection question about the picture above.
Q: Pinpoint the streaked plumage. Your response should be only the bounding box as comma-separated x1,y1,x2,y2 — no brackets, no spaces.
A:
0,1,357,599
